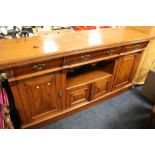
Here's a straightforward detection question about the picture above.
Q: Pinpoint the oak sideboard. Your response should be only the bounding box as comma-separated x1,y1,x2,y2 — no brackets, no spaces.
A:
0,27,154,128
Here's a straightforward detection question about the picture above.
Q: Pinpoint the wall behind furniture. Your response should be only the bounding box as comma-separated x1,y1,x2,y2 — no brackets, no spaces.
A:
127,26,155,84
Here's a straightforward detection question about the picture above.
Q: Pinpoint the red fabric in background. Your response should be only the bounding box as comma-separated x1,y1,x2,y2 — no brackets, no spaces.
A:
73,26,109,31
73,26,96,31
99,26,109,28
0,86,9,129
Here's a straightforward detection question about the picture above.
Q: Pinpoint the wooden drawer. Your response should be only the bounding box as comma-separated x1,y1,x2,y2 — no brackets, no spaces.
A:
13,58,63,76
122,41,149,53
66,47,121,65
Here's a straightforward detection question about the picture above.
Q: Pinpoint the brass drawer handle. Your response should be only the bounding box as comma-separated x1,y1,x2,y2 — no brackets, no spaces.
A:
106,50,114,55
80,55,91,60
134,44,140,50
33,63,46,70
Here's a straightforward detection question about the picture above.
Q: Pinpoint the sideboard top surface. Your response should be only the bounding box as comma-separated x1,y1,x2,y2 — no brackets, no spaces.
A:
0,27,155,69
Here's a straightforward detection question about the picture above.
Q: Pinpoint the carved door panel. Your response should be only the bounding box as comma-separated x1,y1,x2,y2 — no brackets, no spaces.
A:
113,55,136,88
90,77,111,100
18,73,60,121
67,84,91,108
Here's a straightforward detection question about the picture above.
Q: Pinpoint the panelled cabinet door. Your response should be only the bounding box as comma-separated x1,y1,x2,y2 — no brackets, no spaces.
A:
18,73,60,122
113,55,136,88
90,77,111,100
67,84,91,108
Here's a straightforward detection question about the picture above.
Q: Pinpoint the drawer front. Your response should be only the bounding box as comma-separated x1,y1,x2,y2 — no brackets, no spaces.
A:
13,58,63,76
67,83,91,108
122,41,149,53
66,47,121,65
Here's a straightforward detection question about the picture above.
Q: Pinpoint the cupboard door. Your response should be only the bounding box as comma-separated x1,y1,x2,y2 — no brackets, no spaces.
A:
113,55,136,88
67,84,91,108
90,77,111,100
18,73,60,121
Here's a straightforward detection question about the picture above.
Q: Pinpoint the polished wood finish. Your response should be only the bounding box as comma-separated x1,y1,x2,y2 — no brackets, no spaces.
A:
90,77,111,100
0,27,154,128
67,70,111,88
113,55,136,89
0,27,154,70
13,58,62,77
65,47,121,66
122,41,149,53
17,73,60,123
67,83,91,108
23,83,132,129
67,70,112,107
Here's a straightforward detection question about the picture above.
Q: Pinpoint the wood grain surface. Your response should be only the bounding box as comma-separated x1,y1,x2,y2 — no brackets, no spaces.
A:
0,27,155,70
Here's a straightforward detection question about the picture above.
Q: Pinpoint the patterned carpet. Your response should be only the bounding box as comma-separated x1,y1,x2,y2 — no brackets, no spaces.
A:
42,86,153,129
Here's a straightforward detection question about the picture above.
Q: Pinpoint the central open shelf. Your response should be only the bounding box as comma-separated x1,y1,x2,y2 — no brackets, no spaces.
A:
67,60,114,88
67,70,111,88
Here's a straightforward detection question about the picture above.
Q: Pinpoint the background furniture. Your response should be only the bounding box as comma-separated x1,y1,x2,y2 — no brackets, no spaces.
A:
145,104,155,128
141,69,155,103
